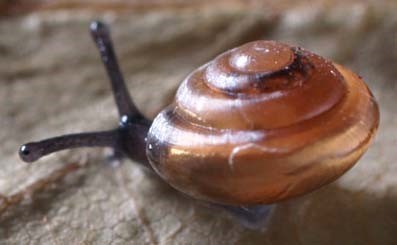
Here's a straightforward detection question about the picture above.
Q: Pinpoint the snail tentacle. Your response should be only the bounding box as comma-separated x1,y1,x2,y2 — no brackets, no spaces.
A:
19,130,120,163
19,21,152,167
90,21,146,122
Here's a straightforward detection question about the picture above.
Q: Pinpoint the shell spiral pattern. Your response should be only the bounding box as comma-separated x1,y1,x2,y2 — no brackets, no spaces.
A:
146,41,379,205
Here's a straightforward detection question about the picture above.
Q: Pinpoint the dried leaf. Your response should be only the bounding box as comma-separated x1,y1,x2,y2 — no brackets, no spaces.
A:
0,3,396,244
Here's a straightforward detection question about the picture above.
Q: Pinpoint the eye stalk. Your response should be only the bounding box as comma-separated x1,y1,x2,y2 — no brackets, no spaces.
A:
90,21,145,121
19,131,120,163
19,144,39,163
19,21,151,165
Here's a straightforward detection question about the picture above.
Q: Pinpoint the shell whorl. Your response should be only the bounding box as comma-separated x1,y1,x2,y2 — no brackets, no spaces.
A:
175,41,346,129
146,40,379,205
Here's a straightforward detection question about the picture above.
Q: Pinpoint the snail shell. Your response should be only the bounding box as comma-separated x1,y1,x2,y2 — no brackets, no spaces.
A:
146,41,379,205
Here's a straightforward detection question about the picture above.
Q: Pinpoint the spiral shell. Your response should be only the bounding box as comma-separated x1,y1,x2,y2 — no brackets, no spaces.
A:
146,41,379,205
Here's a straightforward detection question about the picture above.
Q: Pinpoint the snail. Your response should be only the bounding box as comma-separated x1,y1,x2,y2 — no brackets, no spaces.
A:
19,21,379,226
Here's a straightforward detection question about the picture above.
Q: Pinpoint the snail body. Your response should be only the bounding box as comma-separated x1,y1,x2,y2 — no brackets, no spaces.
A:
19,22,379,208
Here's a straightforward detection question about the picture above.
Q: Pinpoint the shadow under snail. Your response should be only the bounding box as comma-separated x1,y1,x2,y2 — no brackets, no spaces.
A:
18,21,379,228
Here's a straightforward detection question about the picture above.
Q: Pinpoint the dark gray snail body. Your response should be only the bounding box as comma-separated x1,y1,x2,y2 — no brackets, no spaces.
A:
19,22,379,209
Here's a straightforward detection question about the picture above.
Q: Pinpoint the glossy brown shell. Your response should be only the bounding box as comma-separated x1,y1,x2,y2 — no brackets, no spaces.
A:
146,41,379,205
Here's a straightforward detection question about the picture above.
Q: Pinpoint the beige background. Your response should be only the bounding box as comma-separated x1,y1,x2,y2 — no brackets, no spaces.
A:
0,1,396,244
